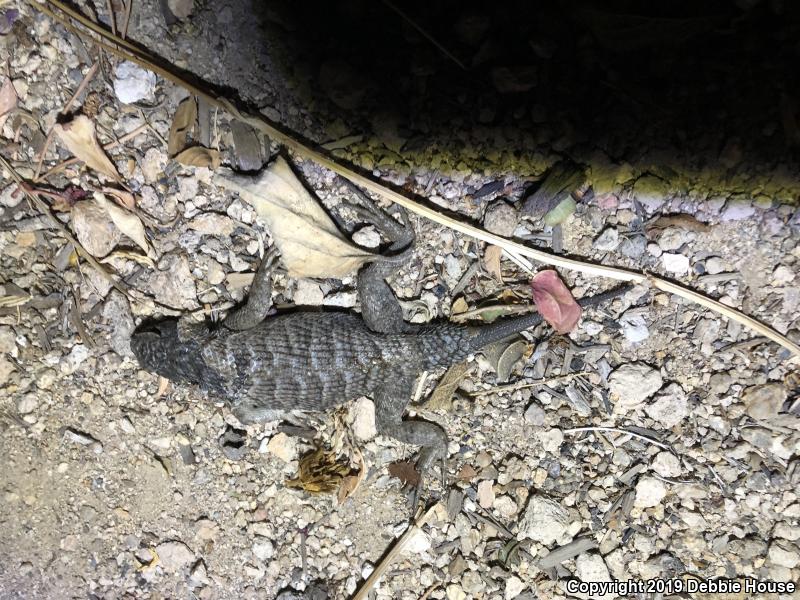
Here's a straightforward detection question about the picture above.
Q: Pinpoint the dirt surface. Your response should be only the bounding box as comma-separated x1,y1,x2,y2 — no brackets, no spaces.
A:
1,1,800,599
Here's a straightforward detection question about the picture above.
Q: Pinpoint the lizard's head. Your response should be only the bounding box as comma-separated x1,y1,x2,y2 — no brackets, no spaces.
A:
130,318,182,379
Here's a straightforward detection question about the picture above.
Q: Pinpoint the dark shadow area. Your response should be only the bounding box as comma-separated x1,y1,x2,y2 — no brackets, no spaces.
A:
247,0,799,171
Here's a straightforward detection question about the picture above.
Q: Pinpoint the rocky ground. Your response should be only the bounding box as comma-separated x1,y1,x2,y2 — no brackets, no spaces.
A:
1,1,800,599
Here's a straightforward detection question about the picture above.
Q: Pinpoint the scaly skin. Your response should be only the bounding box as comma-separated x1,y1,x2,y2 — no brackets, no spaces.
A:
130,200,629,495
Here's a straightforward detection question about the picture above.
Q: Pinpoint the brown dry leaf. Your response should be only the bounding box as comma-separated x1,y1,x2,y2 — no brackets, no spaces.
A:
102,187,136,210
484,244,504,282
388,460,421,488
168,96,197,156
286,447,350,494
336,449,366,504
214,157,377,278
426,361,468,410
645,214,710,238
94,192,154,258
174,146,221,169
53,115,121,180
0,76,18,133
457,464,477,483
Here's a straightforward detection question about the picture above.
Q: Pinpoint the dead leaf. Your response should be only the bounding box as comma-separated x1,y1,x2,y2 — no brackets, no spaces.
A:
102,187,136,211
155,377,170,399
168,96,197,156
0,282,31,308
530,270,582,334
484,245,504,282
53,115,121,180
336,449,366,504
0,76,18,133
645,214,710,239
451,297,469,315
456,464,477,483
388,460,421,488
495,339,530,383
100,249,156,268
214,157,377,278
426,361,468,410
174,146,221,169
286,447,350,494
94,192,153,257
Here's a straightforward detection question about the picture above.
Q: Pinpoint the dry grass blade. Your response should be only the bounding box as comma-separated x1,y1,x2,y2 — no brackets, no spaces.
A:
27,0,800,359
53,114,121,181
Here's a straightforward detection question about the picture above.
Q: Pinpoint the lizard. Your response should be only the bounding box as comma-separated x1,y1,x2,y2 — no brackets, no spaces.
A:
130,198,630,497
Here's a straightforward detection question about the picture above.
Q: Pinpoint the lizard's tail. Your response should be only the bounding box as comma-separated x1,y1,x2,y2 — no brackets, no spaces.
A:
467,283,634,352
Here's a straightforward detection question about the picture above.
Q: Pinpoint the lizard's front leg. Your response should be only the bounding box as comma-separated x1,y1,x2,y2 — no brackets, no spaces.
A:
374,381,447,506
223,246,279,331
350,200,416,334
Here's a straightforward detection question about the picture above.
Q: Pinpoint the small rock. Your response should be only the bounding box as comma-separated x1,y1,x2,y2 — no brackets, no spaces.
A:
252,540,274,561
189,560,210,586
524,403,546,426
494,495,518,518
323,291,357,308
609,363,663,412
772,265,794,285
0,326,16,355
17,394,38,414
294,280,325,305
167,0,193,18
444,254,462,280
61,344,90,374
141,148,167,183
505,576,526,599
518,496,571,544
405,529,431,554
661,252,690,275
71,200,121,257
720,198,756,221
704,256,726,275
767,542,799,568
743,383,786,420
477,480,495,509
156,541,195,572
483,200,518,237
619,311,649,343
593,227,620,251
0,355,15,385
651,451,682,478
634,476,667,508
219,426,248,461
103,290,134,356
657,227,687,251
633,175,669,213
113,61,157,104
348,397,376,441
645,383,688,428
266,432,297,462
189,213,236,236
446,584,466,600
352,225,382,249
149,254,197,309
618,234,646,259
574,553,613,599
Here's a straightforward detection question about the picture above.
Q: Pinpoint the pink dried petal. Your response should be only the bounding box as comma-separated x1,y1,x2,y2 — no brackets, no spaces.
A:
530,270,582,334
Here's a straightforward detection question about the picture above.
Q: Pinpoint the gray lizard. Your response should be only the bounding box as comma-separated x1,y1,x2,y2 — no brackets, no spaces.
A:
131,199,629,491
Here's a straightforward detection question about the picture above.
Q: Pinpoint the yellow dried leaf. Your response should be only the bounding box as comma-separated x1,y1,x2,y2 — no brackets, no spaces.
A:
53,115,120,180
214,157,378,278
337,449,366,505
451,297,469,315
94,192,153,257
168,97,197,156
100,250,156,268
174,146,221,169
426,361,468,410
102,187,136,210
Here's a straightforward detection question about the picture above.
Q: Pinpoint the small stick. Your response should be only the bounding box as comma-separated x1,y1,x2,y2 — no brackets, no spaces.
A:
563,426,671,450
106,0,117,35
450,304,534,323
469,372,585,396
352,503,439,600
121,0,133,39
